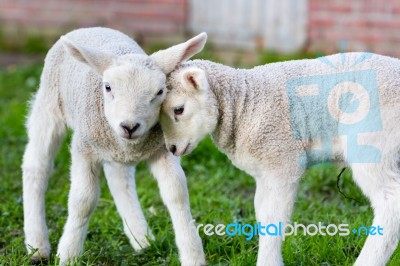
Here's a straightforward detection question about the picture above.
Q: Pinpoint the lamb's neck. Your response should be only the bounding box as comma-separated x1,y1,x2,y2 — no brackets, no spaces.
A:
192,60,248,154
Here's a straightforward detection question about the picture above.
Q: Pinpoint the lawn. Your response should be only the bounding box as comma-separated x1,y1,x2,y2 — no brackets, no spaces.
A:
1,51,399,265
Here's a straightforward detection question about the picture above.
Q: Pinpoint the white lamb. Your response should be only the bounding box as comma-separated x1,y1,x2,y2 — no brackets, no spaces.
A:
160,53,400,265
22,27,207,265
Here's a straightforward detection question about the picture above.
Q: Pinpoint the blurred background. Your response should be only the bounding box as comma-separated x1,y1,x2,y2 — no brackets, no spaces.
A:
1,0,400,66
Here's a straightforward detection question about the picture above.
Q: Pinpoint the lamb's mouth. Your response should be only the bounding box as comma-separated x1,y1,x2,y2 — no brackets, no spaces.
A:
122,133,141,141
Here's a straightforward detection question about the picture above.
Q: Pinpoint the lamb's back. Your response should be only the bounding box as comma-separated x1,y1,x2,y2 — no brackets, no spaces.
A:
234,53,400,166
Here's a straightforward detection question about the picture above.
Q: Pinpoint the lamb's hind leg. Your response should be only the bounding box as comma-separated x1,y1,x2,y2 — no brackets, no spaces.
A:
103,162,154,251
254,168,301,266
352,164,400,266
22,97,66,260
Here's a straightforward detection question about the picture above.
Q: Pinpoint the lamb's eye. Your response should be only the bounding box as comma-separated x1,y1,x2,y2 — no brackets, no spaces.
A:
174,106,184,115
104,82,111,92
157,89,164,96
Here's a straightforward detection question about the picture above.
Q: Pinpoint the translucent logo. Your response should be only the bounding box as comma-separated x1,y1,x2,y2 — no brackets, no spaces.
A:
286,51,382,167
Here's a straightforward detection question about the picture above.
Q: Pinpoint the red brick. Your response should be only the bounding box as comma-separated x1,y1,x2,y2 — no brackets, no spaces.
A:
308,0,400,57
0,0,187,37
309,17,335,27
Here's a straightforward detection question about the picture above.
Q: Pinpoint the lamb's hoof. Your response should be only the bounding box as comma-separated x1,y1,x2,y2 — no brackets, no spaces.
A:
181,253,207,266
130,231,155,252
30,257,48,266
131,238,152,252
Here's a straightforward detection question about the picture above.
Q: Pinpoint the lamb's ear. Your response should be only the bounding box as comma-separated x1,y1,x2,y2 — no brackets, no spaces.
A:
61,37,114,74
181,68,208,92
150,32,207,74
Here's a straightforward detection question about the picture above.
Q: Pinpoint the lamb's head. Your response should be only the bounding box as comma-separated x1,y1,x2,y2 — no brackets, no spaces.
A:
62,33,207,140
160,67,218,156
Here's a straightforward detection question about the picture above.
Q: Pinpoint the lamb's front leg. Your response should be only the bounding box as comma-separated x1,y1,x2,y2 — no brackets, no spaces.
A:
57,149,101,263
149,151,205,266
103,162,154,251
254,170,300,266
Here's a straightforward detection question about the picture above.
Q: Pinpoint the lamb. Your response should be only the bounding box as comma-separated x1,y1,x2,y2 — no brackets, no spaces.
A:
160,53,400,265
22,27,208,265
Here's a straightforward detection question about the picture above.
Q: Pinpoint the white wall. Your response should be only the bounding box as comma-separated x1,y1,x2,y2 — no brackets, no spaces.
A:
188,0,308,53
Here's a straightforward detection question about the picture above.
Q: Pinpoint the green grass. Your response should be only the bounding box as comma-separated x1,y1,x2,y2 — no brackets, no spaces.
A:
1,55,400,266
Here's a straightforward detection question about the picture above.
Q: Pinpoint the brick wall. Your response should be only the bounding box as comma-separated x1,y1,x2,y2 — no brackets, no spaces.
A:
1,0,400,57
308,0,400,57
0,0,187,47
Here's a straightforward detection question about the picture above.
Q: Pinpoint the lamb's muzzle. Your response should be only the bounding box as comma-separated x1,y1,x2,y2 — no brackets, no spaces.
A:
120,122,141,139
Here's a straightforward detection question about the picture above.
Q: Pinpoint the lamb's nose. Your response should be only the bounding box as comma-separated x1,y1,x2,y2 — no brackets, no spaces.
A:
169,145,177,155
120,122,140,137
